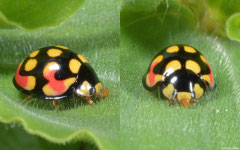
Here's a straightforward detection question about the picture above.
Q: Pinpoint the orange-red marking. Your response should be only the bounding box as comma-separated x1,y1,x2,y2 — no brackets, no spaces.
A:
15,62,35,90
204,61,214,87
15,64,27,88
200,55,214,88
43,62,76,96
43,68,68,95
148,61,159,87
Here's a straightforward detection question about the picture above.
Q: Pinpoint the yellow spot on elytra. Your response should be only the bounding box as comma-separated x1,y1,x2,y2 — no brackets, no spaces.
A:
42,77,76,96
69,59,81,74
47,49,63,57
29,50,40,57
43,62,59,75
186,60,201,74
177,92,191,107
184,46,197,53
194,83,204,99
43,85,57,96
78,54,88,63
64,77,76,87
201,75,210,85
165,60,181,70
152,55,163,64
166,46,179,53
25,59,37,71
165,60,181,76
162,83,174,99
56,45,69,50
146,74,150,87
200,55,207,63
25,76,36,90
95,82,103,96
155,75,163,83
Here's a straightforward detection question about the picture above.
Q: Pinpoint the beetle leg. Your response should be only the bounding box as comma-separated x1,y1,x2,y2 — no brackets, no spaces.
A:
53,100,58,108
79,95,94,105
86,97,94,105
22,95,33,104
168,90,178,105
190,99,199,103
146,91,152,94
102,88,110,98
168,98,176,105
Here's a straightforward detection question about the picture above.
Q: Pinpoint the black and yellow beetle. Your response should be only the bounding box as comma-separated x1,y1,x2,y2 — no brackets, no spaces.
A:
13,46,109,107
142,45,216,107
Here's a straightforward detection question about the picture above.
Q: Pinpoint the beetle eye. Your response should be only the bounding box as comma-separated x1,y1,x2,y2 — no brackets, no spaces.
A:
90,88,96,95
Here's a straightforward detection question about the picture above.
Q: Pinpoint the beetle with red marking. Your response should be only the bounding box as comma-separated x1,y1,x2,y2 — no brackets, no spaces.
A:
142,45,216,107
13,46,109,107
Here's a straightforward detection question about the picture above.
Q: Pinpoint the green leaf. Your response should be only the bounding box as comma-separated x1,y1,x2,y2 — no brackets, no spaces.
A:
0,122,87,150
121,0,162,12
120,1,240,150
121,0,197,44
204,0,240,36
179,0,240,37
0,0,84,30
0,0,119,150
206,0,240,19
226,13,240,42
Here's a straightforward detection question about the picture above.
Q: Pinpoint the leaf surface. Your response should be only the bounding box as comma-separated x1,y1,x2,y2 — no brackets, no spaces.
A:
120,1,240,149
0,0,84,30
0,0,120,150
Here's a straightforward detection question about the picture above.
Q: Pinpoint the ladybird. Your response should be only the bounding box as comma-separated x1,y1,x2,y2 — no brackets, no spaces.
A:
13,46,109,107
142,45,216,107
